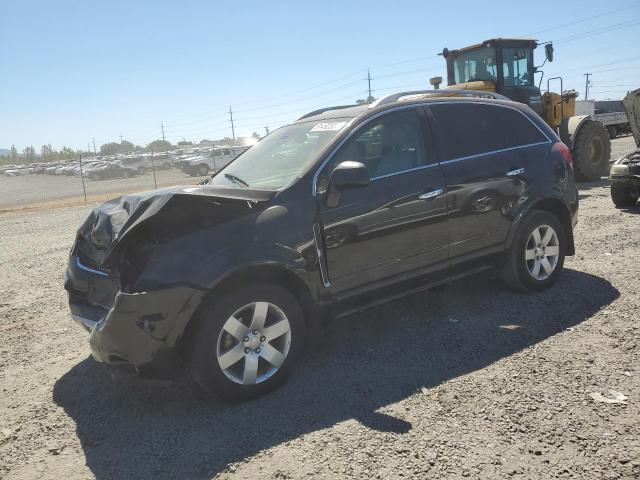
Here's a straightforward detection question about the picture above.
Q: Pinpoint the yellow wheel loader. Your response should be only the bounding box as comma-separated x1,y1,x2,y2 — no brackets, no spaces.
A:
433,38,611,181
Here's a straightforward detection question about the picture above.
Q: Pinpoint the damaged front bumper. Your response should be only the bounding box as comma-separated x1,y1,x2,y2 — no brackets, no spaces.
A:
66,255,206,377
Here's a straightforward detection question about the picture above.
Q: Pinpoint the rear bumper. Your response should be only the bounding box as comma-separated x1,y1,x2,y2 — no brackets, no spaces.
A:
65,255,206,378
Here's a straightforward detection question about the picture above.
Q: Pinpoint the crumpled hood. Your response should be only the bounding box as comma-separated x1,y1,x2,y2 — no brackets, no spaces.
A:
623,88,640,148
75,185,276,266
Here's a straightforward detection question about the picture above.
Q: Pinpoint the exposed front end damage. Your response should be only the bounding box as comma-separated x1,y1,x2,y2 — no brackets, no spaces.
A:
610,89,640,206
65,185,276,377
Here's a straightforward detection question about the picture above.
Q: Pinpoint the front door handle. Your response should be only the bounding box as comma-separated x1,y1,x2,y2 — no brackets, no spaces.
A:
419,188,445,200
506,168,526,177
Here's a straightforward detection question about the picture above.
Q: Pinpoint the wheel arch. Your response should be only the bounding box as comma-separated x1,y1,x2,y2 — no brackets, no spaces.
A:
178,263,321,357
507,198,575,256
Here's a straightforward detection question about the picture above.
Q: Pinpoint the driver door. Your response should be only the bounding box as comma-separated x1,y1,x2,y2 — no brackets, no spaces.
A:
317,108,449,293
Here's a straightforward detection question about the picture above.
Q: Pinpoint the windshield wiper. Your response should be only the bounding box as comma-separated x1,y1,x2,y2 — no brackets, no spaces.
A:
224,173,250,187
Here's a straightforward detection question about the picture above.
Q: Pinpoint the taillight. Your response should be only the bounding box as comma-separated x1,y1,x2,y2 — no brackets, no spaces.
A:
552,142,573,169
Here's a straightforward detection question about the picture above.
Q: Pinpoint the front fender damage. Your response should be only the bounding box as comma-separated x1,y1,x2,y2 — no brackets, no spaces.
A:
88,286,206,377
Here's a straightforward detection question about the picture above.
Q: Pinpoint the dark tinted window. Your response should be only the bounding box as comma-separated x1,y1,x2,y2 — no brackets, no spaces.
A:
429,103,504,160
495,107,548,147
319,109,428,190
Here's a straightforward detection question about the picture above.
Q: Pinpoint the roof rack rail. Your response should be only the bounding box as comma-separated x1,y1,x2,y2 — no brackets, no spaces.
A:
369,89,509,108
297,104,359,121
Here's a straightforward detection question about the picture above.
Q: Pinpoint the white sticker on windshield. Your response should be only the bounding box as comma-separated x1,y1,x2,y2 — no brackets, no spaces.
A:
310,121,348,132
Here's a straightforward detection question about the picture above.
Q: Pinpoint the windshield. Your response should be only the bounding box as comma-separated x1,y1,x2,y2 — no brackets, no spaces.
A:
453,47,497,84
208,118,349,190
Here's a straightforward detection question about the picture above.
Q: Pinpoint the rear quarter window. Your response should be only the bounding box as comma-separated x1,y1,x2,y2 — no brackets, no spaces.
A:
428,103,505,160
494,107,549,148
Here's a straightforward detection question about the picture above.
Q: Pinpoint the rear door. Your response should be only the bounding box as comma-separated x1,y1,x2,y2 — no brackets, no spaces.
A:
425,102,546,260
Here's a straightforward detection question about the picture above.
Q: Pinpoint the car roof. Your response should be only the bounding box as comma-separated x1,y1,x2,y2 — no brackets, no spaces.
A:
295,92,528,124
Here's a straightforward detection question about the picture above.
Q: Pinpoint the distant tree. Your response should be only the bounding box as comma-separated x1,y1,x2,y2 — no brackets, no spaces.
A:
146,139,172,152
41,144,53,159
177,140,193,146
23,145,36,161
100,142,120,155
355,96,375,105
120,140,135,152
252,131,261,139
60,146,75,159
10,145,18,160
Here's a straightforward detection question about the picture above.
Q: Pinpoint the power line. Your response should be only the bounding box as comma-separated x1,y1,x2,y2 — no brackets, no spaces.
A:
525,4,639,36
554,18,640,43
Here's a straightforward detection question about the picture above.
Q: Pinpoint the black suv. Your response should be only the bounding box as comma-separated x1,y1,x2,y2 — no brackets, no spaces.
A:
65,91,578,400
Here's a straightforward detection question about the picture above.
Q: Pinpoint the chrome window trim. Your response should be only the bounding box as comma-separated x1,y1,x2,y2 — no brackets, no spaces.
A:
76,257,109,277
438,141,551,166
369,163,439,181
311,100,553,196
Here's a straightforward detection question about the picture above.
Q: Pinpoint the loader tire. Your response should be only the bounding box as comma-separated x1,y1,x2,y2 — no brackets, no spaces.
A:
572,120,611,182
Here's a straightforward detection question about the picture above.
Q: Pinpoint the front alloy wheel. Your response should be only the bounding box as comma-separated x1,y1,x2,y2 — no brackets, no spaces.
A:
190,283,305,401
217,302,291,385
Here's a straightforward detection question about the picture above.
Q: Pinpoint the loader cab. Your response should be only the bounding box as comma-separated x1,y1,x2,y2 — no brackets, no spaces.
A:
443,39,543,116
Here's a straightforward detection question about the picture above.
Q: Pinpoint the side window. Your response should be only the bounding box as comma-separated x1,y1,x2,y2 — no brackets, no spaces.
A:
328,109,427,183
222,148,231,156
494,107,548,148
429,103,504,160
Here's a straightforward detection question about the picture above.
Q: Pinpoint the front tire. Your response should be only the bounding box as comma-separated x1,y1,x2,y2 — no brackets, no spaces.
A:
198,164,209,176
189,283,306,401
501,210,566,292
611,181,638,208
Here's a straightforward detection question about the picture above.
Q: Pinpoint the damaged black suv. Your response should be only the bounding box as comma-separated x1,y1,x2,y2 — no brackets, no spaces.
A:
65,91,578,401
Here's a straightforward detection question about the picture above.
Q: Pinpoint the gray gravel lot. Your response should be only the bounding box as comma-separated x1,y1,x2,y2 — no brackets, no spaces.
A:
0,168,209,209
0,136,638,479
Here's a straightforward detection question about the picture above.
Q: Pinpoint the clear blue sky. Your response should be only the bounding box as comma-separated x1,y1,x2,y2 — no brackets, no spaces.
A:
1,0,638,151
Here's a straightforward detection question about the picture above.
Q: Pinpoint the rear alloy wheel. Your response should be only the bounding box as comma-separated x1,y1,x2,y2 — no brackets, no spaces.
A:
190,284,305,401
524,225,560,281
610,181,638,208
198,165,209,176
501,210,565,292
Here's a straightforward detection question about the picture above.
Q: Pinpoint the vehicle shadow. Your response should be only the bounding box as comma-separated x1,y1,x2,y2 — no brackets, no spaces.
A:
53,268,618,480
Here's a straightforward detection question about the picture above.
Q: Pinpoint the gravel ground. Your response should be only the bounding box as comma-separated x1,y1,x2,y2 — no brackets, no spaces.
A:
0,136,638,480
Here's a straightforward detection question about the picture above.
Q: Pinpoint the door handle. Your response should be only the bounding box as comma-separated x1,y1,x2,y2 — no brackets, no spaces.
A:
419,188,445,200
506,168,526,177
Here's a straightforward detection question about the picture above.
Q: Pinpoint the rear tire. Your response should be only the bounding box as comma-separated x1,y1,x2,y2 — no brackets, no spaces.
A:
198,165,209,176
572,121,611,181
501,210,566,293
607,125,617,139
610,181,637,208
189,283,306,401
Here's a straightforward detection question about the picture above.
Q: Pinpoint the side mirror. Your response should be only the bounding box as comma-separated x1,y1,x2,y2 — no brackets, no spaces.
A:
325,161,369,207
545,43,554,63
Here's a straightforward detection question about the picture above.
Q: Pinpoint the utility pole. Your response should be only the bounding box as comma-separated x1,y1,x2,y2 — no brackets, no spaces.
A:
229,106,236,142
584,73,592,100
87,142,91,153
92,137,96,153
367,69,373,103
161,121,166,141
120,133,123,143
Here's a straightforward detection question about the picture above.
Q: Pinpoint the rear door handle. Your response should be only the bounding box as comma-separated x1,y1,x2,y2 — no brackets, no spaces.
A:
419,188,445,200
506,168,526,177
